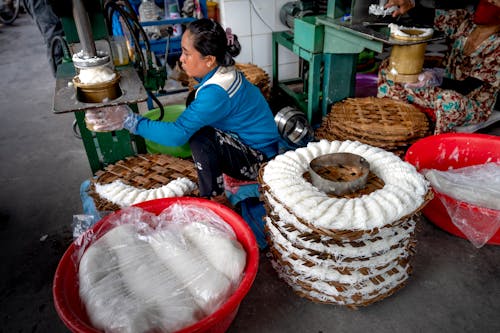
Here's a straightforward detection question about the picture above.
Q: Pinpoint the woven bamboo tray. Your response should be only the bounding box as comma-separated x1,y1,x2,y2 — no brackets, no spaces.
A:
274,272,409,309
265,211,418,308
265,210,418,263
265,215,416,273
88,154,199,211
315,97,430,155
268,245,413,309
267,236,414,289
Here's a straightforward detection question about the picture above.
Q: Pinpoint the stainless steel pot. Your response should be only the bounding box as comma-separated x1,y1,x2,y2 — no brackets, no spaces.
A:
274,106,313,146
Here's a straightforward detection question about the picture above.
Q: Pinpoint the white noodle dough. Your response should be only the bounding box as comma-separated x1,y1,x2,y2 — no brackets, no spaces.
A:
79,224,204,332
262,140,429,230
77,66,116,84
95,178,197,208
182,221,246,284
149,229,233,315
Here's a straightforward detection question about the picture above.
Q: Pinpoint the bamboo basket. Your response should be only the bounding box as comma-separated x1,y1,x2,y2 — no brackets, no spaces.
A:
88,154,199,211
315,97,430,157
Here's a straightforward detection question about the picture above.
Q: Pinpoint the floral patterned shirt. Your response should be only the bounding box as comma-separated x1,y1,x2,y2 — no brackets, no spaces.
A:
377,8,499,134
435,8,499,88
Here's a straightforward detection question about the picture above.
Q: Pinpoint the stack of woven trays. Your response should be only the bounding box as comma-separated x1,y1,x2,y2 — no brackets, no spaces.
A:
188,62,271,100
259,140,432,308
315,97,430,157
88,154,199,212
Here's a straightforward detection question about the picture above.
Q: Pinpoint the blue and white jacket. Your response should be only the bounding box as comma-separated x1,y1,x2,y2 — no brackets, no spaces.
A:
131,66,279,158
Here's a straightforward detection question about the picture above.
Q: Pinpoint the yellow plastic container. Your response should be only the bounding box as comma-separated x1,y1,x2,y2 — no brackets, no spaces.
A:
142,105,192,158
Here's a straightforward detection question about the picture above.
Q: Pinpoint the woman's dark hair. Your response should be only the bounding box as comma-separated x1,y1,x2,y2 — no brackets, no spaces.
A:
186,19,241,66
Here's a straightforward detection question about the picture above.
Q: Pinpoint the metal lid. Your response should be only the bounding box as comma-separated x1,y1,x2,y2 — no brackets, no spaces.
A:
72,50,110,68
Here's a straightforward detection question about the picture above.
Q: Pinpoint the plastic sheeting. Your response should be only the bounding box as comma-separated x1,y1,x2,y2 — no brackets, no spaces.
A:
74,204,246,332
423,163,500,247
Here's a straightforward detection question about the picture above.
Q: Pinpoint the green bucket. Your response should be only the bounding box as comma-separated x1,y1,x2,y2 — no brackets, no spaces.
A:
142,105,192,158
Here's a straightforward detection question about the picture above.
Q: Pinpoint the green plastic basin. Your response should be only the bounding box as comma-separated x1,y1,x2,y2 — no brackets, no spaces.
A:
142,105,192,158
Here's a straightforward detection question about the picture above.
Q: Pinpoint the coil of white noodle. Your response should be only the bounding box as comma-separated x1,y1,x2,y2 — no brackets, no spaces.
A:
262,140,429,231
259,140,429,307
94,178,197,208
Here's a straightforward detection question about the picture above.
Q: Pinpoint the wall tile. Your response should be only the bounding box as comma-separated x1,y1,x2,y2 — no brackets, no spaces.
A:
220,1,252,36
252,34,272,67
261,65,272,78
278,62,299,80
236,35,253,64
250,0,274,34
278,44,299,64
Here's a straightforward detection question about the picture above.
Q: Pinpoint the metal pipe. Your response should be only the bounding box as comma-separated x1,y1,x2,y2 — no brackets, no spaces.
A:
72,0,96,58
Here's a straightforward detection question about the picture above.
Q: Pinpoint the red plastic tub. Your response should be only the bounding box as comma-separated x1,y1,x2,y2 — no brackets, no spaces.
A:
405,133,500,245
53,197,259,332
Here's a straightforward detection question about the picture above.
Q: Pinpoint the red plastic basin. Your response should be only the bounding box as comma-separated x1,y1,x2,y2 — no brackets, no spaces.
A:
405,133,500,245
53,197,259,332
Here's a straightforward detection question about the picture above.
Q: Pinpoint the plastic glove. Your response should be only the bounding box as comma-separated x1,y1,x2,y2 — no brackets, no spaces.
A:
405,68,445,90
385,0,415,17
85,105,140,133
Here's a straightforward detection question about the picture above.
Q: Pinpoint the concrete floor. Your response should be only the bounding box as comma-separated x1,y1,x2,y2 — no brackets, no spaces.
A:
1,14,500,333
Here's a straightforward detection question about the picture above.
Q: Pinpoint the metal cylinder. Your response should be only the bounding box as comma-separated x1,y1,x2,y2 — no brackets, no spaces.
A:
388,28,432,83
72,0,96,58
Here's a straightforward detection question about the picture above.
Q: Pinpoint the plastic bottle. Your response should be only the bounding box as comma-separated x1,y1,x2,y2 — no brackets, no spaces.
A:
139,0,162,39
163,0,180,17
163,0,182,37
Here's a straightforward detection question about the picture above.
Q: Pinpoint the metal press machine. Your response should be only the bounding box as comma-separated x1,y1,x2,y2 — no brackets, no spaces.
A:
52,0,192,173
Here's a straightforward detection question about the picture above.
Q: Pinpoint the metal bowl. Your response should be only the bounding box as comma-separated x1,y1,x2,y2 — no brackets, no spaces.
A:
72,72,121,103
309,153,370,195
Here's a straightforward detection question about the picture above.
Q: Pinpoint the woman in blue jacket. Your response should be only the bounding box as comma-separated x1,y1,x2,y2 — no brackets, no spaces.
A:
85,19,280,202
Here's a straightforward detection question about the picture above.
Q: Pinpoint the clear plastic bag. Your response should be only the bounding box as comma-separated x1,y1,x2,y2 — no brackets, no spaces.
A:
72,214,98,239
422,163,500,248
74,204,247,333
72,212,112,239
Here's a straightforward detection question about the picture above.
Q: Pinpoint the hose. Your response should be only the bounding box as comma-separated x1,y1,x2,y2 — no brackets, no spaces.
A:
49,35,71,74
103,0,165,121
147,90,165,121
103,0,149,79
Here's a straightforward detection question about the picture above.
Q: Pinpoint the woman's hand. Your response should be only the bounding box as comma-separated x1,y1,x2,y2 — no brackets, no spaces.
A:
85,105,132,132
405,68,445,89
488,0,500,7
385,0,416,17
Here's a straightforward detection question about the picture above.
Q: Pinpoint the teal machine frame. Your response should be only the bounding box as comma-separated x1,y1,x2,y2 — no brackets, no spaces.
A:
272,0,384,125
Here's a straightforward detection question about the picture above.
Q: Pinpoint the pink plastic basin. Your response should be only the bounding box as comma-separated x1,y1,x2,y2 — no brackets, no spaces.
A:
405,133,500,245
53,197,259,332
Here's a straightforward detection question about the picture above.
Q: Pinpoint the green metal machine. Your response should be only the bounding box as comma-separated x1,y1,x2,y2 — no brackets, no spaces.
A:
273,0,441,125
53,0,172,174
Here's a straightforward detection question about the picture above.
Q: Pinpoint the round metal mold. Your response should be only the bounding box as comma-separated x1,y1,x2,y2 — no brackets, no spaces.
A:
309,152,370,195
72,72,122,103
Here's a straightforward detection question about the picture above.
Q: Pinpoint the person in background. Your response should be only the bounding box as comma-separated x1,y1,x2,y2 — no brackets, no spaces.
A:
84,18,280,205
379,0,499,134
23,0,65,76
